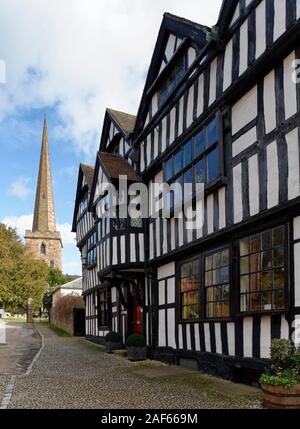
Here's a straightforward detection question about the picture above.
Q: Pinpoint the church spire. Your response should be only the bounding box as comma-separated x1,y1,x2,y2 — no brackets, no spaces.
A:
25,114,62,270
32,114,56,232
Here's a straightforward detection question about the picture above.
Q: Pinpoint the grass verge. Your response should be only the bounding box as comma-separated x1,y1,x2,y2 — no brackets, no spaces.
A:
46,323,72,337
159,373,262,408
0,317,26,323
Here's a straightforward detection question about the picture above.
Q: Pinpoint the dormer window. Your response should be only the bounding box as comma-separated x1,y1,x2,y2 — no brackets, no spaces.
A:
158,54,187,108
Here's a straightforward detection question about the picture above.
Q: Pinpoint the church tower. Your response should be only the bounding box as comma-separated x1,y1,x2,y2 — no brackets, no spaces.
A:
25,115,62,270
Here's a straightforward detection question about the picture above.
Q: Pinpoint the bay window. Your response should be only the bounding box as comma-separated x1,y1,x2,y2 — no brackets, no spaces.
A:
239,225,286,312
204,248,230,318
179,245,231,321
180,259,201,321
178,224,287,322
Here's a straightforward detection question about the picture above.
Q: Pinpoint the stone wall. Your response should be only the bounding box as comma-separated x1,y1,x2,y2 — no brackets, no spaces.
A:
50,294,84,335
25,231,62,270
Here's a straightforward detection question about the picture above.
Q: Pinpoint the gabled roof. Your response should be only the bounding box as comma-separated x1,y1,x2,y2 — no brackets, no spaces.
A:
133,12,210,138
88,151,140,210
98,152,140,182
51,277,82,295
106,109,136,136
164,13,210,37
80,163,95,190
72,163,95,232
216,0,240,38
60,277,82,290
99,108,136,152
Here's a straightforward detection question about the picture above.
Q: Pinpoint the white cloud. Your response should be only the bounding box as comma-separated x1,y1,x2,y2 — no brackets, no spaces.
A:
2,214,33,236
1,214,75,246
1,214,80,275
57,222,76,245
8,177,31,200
0,0,222,160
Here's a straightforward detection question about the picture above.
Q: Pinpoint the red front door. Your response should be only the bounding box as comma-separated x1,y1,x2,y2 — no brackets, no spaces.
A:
133,296,142,334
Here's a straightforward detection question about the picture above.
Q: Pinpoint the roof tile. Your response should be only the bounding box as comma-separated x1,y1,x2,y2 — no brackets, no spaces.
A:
98,152,139,182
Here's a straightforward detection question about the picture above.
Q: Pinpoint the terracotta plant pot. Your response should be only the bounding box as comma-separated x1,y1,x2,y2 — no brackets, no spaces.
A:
261,383,300,409
105,341,123,354
127,346,147,361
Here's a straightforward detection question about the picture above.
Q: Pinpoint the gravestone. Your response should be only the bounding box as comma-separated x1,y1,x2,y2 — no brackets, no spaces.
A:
27,298,33,323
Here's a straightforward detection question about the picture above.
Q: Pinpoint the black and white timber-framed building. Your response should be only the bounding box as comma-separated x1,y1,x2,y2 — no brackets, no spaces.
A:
72,0,300,382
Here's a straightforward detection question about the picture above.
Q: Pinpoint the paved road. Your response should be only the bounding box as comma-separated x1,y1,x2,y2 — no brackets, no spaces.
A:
1,324,262,409
0,322,41,375
0,322,41,409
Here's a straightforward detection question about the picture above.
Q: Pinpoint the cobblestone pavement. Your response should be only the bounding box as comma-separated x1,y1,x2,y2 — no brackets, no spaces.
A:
0,376,8,399
6,324,262,409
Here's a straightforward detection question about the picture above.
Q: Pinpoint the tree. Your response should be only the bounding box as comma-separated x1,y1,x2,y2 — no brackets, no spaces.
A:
47,268,76,289
43,268,80,313
0,223,48,312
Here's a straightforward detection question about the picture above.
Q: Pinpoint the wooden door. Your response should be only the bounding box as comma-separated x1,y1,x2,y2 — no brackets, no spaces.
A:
133,295,142,334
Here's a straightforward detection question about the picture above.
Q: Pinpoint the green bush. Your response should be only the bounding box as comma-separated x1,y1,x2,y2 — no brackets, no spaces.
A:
105,331,122,343
270,339,295,372
284,348,300,370
260,339,300,389
260,370,300,389
126,334,146,347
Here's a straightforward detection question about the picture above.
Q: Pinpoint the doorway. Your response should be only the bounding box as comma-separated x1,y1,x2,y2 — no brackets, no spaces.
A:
132,295,142,335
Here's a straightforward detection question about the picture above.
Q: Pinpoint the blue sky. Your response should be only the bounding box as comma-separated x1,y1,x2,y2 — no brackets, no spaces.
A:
0,0,221,275
0,107,83,273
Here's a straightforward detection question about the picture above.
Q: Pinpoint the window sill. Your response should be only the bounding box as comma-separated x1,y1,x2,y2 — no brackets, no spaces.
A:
98,326,109,331
204,176,227,195
179,317,233,324
87,262,97,270
237,308,288,318
110,228,144,237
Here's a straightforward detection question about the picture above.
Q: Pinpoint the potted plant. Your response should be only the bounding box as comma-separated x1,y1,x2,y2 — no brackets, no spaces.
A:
104,331,123,353
126,334,147,361
260,339,300,409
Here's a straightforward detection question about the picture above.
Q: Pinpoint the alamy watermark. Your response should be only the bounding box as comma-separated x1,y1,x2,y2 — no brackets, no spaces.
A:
0,59,6,84
96,176,205,231
0,323,6,344
292,316,300,347
292,59,300,84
